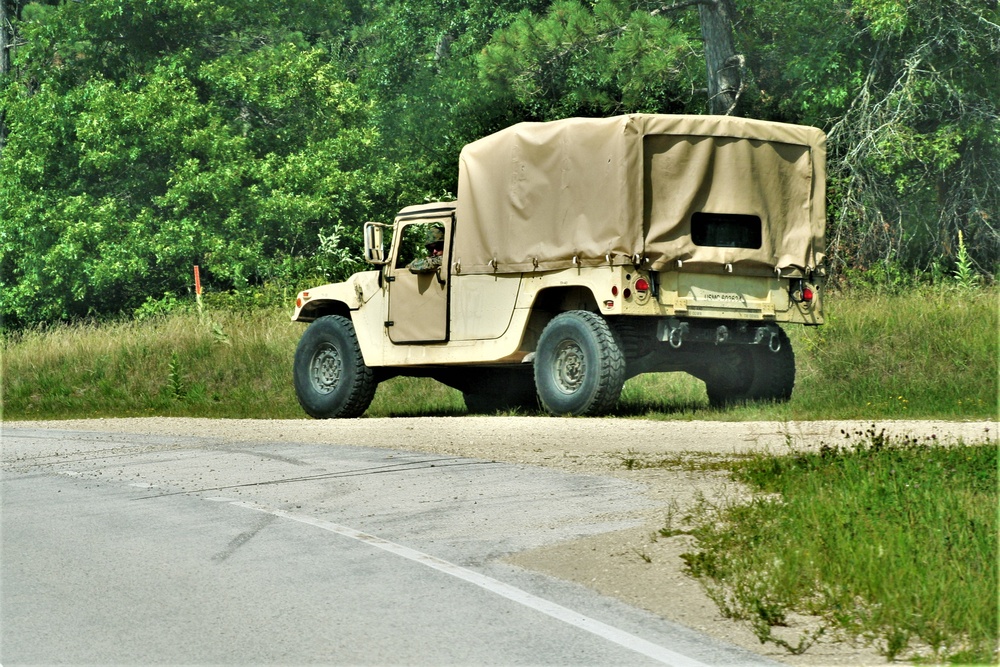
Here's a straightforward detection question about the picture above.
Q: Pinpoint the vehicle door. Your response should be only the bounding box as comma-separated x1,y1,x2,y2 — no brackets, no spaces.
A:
385,211,453,343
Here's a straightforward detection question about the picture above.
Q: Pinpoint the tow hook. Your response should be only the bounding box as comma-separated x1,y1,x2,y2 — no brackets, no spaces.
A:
769,329,781,352
752,325,782,352
659,318,689,349
669,325,685,349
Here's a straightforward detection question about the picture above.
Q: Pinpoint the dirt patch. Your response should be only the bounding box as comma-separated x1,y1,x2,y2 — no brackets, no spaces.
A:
7,417,994,665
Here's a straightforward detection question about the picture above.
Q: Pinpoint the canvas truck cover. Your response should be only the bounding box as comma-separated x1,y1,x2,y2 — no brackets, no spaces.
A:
453,114,826,276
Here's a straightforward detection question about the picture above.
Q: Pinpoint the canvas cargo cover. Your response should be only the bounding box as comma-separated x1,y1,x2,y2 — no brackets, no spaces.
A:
454,114,826,276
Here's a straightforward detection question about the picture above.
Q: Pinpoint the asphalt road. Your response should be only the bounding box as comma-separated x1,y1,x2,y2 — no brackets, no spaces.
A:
1,426,777,666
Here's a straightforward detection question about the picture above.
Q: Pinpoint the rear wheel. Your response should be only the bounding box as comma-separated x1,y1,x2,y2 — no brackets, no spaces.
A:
293,315,377,418
702,328,795,407
534,311,625,416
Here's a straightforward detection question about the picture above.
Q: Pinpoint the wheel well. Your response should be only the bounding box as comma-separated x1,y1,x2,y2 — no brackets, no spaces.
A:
522,286,601,353
296,299,351,322
532,286,600,313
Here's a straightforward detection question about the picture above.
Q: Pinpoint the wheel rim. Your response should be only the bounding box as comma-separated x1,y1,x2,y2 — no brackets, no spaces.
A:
310,343,342,394
553,339,586,394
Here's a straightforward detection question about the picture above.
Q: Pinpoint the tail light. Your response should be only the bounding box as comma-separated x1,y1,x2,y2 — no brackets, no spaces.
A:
790,280,815,304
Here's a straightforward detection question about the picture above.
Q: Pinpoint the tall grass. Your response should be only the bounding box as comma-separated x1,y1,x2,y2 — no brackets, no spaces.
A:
792,286,998,419
2,286,997,420
679,428,998,663
1,310,304,419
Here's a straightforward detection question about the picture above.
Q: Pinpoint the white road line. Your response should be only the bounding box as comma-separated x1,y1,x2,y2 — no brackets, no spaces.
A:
231,500,711,667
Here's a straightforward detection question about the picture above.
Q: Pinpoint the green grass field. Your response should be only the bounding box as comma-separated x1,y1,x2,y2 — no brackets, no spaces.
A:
677,428,997,664
2,286,996,421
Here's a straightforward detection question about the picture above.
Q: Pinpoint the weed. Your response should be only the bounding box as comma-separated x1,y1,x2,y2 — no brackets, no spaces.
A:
680,431,999,662
657,526,688,538
632,548,652,564
620,449,642,470
882,627,910,662
954,230,980,289
168,352,187,401
210,321,231,346
657,501,690,538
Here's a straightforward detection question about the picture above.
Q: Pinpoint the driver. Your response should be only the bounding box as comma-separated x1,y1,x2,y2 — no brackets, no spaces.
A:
407,226,445,274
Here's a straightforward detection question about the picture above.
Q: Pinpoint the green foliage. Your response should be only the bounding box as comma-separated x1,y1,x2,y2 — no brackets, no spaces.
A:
681,430,998,662
167,351,187,400
341,0,545,203
1,0,388,325
740,0,1000,279
478,0,700,118
2,0,998,326
1,308,291,418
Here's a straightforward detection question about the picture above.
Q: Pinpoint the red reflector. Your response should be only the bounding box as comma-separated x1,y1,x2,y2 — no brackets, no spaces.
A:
635,278,650,292
611,286,619,296
623,288,632,299
803,287,814,302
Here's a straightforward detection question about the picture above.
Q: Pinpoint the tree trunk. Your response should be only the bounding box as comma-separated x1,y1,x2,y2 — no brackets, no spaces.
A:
1,0,11,79
697,0,744,116
1,0,11,150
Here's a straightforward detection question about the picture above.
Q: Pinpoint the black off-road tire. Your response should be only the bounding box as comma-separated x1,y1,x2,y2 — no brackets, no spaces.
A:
534,311,626,416
293,315,377,418
703,327,795,407
463,368,538,414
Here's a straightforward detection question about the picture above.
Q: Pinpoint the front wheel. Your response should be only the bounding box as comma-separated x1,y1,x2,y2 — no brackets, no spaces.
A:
293,315,377,418
534,311,626,416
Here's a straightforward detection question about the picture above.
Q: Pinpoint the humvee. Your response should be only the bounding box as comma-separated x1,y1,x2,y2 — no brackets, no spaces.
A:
291,114,826,417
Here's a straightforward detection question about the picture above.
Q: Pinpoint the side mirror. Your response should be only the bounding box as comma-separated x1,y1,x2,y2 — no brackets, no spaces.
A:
363,222,392,265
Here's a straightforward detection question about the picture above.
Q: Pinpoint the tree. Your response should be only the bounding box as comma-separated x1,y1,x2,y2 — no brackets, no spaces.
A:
1,1,10,79
478,1,701,118
829,0,999,278
0,0,388,325
740,0,999,278
477,0,751,119
340,0,551,199
1,0,19,149
694,0,745,115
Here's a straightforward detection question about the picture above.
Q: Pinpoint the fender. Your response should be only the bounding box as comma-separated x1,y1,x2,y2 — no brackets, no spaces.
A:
292,271,382,322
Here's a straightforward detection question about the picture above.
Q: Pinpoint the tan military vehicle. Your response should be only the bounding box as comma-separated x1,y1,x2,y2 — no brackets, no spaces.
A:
291,114,826,418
